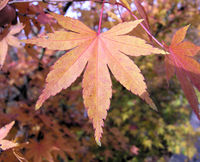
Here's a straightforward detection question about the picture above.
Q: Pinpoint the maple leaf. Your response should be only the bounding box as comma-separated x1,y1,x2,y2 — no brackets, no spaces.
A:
0,24,24,68
0,121,18,151
25,136,59,162
24,13,166,145
165,25,200,119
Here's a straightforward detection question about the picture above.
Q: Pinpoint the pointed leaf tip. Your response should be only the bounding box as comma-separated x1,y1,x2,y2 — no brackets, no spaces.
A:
171,24,191,45
96,140,101,147
150,103,158,111
161,51,169,55
35,103,41,110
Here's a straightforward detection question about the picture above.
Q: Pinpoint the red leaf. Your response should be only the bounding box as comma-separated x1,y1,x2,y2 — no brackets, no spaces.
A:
165,25,200,119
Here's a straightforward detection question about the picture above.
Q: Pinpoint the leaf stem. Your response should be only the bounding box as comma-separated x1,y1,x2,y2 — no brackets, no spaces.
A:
97,0,105,35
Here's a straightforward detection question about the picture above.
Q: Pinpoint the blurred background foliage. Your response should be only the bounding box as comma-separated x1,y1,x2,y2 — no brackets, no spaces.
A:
0,0,200,161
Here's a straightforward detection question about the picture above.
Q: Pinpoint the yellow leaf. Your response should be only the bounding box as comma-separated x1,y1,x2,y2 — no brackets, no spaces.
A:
24,13,166,144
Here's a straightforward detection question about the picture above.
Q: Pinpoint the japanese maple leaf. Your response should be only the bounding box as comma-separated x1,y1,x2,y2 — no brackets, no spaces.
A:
0,24,24,68
24,13,166,145
165,25,200,119
25,136,59,162
0,121,18,150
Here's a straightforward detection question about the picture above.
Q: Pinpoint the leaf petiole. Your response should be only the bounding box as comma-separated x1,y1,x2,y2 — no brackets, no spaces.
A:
97,0,105,35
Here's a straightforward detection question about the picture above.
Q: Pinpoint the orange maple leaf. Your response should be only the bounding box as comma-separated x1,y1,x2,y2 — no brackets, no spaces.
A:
165,25,200,119
0,24,24,68
0,121,18,151
24,13,166,145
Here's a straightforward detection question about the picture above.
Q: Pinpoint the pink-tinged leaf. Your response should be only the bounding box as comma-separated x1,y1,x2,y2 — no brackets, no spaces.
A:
0,24,23,68
0,121,15,140
6,35,21,48
82,38,112,146
171,25,190,45
0,38,8,68
0,121,18,150
9,24,24,35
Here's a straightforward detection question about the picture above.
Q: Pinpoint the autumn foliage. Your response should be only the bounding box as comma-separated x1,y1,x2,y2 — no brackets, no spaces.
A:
0,0,200,161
